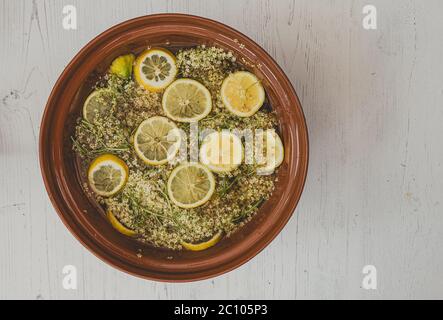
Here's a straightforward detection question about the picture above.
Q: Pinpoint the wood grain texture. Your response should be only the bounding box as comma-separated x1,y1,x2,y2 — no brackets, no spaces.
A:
1,0,442,299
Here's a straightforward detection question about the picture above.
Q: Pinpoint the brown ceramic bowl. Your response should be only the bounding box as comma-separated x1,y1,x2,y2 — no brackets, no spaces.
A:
39,14,308,282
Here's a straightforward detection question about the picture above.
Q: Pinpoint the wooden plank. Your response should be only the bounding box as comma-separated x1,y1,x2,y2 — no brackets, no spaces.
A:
0,0,442,299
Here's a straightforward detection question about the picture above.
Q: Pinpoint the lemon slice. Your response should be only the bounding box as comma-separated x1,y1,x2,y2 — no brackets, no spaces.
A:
167,163,215,209
87,154,128,197
221,71,265,117
256,130,284,175
200,131,243,173
83,89,116,123
134,48,177,92
133,116,182,166
162,78,212,122
107,210,137,237
110,53,135,79
181,231,223,251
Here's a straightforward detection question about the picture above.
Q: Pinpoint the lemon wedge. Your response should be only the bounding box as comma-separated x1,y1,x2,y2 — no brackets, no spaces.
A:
181,231,223,251
162,78,212,122
83,89,116,123
107,210,137,237
133,116,182,166
221,71,265,117
167,163,215,209
87,154,128,197
200,131,243,173
256,130,284,175
134,48,177,92
110,53,135,79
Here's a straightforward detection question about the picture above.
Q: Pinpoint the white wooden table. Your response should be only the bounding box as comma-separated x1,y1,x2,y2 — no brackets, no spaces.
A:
1,0,442,300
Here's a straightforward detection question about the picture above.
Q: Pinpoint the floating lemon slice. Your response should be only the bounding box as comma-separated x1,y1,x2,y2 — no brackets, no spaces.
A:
110,53,135,79
133,116,182,166
87,154,128,197
83,89,116,123
107,210,137,237
256,130,284,175
162,78,212,123
134,48,177,92
181,231,223,251
167,163,215,209
200,131,243,173
221,71,265,117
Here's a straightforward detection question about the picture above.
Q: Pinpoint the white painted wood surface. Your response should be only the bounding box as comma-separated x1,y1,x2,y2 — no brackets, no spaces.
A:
1,0,442,300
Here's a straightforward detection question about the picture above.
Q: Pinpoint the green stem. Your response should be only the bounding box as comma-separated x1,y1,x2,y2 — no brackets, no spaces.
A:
233,198,264,224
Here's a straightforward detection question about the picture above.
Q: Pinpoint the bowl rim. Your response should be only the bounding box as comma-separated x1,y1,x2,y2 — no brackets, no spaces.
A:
39,13,309,282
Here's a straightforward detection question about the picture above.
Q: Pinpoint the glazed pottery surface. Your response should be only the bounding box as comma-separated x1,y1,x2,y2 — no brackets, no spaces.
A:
39,14,309,281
